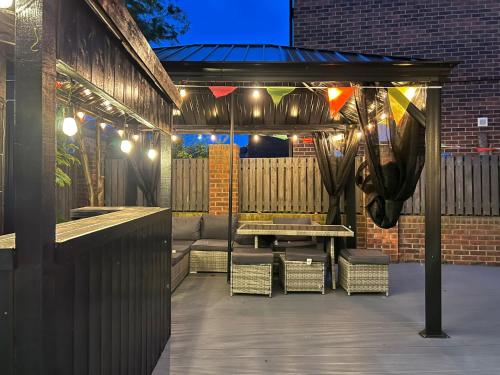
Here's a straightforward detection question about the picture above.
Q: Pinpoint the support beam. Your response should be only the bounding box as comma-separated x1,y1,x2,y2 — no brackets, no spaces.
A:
227,94,235,282
14,0,58,373
420,87,448,338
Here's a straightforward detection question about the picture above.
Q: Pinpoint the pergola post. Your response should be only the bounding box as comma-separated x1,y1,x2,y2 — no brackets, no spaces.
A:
345,163,357,249
420,87,448,338
227,93,235,282
14,0,58,373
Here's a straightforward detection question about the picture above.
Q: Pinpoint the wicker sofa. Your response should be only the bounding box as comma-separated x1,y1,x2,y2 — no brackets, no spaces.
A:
171,216,202,290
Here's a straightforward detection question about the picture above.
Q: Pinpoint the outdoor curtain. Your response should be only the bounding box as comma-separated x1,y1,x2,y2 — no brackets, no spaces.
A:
313,128,360,226
354,87,426,229
128,132,161,206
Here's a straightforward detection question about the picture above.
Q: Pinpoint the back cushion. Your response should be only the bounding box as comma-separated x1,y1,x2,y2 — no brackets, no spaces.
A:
201,215,237,240
172,216,201,241
273,217,312,241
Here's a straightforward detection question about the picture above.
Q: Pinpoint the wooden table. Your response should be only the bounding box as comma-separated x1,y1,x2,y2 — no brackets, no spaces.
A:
237,223,354,289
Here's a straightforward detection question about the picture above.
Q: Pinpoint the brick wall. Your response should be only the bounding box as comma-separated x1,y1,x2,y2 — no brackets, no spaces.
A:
208,144,239,215
292,135,316,157
293,0,500,154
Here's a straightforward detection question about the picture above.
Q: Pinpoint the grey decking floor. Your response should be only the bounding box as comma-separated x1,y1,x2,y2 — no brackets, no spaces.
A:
153,264,500,375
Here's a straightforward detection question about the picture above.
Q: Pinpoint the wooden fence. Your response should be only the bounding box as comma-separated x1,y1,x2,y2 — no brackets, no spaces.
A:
171,158,209,212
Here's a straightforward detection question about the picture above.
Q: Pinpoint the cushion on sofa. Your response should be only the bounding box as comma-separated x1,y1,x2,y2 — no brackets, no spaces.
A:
285,248,326,262
172,216,201,241
272,217,312,241
340,249,389,265
232,248,274,265
190,239,230,252
201,215,237,240
172,240,194,252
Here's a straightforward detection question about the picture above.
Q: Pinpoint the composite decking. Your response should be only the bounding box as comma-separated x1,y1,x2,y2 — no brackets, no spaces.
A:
154,264,500,374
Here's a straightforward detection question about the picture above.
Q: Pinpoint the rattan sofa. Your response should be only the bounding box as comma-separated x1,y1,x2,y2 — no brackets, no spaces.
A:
279,248,326,294
171,216,202,290
338,249,389,296
230,248,274,297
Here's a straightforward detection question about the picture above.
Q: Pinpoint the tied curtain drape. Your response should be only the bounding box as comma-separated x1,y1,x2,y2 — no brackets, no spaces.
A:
128,133,160,206
313,129,360,226
354,87,426,229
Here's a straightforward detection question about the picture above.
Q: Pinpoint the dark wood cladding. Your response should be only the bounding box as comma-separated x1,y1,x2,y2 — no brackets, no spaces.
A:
0,248,14,375
56,0,172,132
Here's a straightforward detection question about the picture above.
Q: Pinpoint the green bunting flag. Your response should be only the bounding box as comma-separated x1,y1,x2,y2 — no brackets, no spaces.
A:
271,134,289,140
266,87,295,105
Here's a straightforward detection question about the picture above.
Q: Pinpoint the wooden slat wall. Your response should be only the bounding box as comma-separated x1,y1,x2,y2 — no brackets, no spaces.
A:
403,155,500,216
105,159,128,206
56,165,81,222
171,159,208,212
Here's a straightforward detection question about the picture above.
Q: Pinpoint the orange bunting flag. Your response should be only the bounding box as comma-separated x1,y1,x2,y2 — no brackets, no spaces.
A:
327,87,354,116
388,87,416,125
209,86,237,98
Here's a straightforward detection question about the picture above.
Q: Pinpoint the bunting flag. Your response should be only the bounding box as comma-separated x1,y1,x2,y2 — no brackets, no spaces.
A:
272,134,288,140
328,87,354,116
209,86,237,98
388,87,416,125
266,87,295,105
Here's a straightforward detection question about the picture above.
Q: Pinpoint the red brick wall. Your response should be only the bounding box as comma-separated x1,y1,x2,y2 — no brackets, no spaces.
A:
292,135,316,157
293,0,500,154
208,144,239,215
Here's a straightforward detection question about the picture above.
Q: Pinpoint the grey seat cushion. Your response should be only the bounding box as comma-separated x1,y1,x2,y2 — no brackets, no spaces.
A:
171,248,189,266
201,215,237,240
274,240,318,249
172,216,201,241
172,240,194,252
232,248,273,265
190,239,229,252
340,249,389,265
272,217,312,241
285,248,326,262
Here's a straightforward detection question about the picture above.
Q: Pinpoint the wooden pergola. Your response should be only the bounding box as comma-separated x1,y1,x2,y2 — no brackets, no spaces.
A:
158,43,458,338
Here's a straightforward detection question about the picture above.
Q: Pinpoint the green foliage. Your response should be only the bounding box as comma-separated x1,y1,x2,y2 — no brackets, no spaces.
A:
173,142,208,159
126,0,189,43
56,134,80,187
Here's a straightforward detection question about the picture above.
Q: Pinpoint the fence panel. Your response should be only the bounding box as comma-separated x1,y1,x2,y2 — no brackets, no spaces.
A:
171,158,208,212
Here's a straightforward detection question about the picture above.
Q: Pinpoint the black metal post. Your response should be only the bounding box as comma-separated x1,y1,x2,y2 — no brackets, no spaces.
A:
345,163,357,249
420,87,448,338
14,0,58,373
227,93,235,282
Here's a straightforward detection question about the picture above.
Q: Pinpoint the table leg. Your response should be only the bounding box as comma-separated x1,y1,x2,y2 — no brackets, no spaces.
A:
329,237,336,289
254,235,259,249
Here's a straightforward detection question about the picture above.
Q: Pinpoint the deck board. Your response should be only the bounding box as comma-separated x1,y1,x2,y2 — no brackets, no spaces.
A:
154,264,500,375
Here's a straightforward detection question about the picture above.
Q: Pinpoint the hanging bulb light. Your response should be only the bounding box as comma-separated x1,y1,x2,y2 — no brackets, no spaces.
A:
76,111,85,120
117,129,125,137
171,134,178,142
0,0,14,9
253,134,260,142
62,115,78,137
380,112,387,120
252,89,260,99
147,148,158,160
197,134,203,140
367,122,375,131
291,134,298,142
99,122,107,130
132,134,140,142
356,130,363,139
120,139,133,154
173,108,181,116
333,133,344,142
210,134,217,142
179,88,187,98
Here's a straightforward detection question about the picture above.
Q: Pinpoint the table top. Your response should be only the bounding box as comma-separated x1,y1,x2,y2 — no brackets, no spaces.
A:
237,223,354,237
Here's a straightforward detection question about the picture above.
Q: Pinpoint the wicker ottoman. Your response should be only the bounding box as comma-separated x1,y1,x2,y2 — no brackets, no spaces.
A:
231,248,273,297
189,239,229,273
279,248,326,294
339,249,389,296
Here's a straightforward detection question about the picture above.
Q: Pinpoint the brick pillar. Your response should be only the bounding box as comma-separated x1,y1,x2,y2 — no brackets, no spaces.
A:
366,217,399,262
292,135,316,157
208,144,239,215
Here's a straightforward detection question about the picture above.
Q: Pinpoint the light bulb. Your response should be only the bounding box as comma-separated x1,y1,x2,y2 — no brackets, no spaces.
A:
291,134,298,142
147,149,158,160
253,134,260,142
99,122,107,130
83,89,92,96
252,89,260,99
290,107,298,117
380,112,387,120
367,123,375,131
76,111,85,120
328,87,342,101
117,129,125,137
333,133,344,142
179,88,187,98
253,108,261,117
120,140,133,154
0,0,14,9
62,116,78,136
210,134,217,142
171,134,178,142
132,134,140,142
173,108,181,116
356,130,363,139
197,134,203,140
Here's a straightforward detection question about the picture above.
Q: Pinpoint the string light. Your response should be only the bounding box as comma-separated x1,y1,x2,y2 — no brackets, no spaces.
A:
83,89,92,96
380,112,387,120
253,107,261,117
62,115,78,137
210,134,217,142
173,108,181,116
76,111,85,120
0,0,13,8
292,135,298,142
253,134,260,142
117,129,125,137
99,122,107,130
356,130,363,139
171,134,178,142
252,89,260,99
147,149,158,160
179,88,187,98
197,134,203,140
132,134,140,142
367,122,375,131
328,87,342,101
333,133,344,142
120,139,133,154
290,107,299,117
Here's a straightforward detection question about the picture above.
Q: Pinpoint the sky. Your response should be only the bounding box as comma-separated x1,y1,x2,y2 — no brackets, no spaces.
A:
169,0,291,147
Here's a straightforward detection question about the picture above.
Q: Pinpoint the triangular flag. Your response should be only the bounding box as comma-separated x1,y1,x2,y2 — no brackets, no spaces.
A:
388,87,416,125
271,134,288,140
328,87,354,116
209,86,237,98
266,87,295,105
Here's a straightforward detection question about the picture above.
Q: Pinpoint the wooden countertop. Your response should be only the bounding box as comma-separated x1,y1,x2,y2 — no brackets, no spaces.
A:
0,207,169,250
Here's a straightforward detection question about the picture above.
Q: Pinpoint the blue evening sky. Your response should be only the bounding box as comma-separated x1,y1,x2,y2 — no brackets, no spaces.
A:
170,0,291,146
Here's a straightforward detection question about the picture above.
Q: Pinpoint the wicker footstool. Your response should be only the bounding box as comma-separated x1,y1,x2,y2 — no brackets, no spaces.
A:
279,248,326,294
231,248,274,297
339,249,389,296
189,239,229,273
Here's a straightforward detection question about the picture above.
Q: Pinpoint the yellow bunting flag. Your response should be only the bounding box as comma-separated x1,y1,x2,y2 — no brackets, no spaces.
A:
388,87,416,125
266,87,295,105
